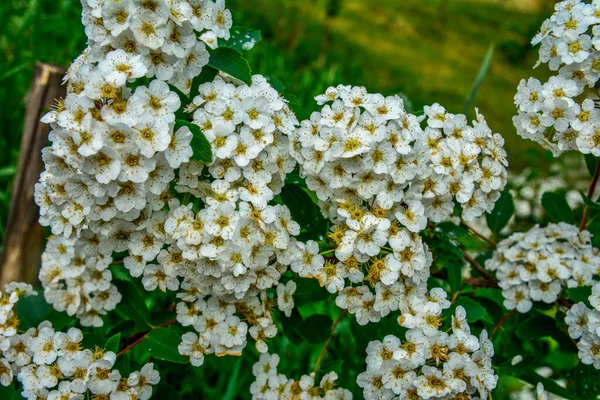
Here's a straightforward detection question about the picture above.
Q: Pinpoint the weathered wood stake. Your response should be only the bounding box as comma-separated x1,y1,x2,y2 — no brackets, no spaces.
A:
0,63,65,287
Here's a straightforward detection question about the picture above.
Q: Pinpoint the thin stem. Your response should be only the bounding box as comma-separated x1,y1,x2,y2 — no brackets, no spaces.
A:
319,249,336,255
580,160,600,231
117,318,177,357
313,310,348,374
461,221,496,247
462,250,495,280
492,310,516,337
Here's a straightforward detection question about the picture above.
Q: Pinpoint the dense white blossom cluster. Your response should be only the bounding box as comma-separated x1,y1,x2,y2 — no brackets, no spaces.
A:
486,223,599,313
35,0,235,325
287,86,507,324
0,284,159,399
249,353,352,399
513,0,600,156
565,282,600,369
357,305,498,399
291,85,508,225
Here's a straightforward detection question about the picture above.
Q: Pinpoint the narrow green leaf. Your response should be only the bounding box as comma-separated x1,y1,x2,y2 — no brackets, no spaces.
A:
104,332,121,353
463,43,495,114
223,357,243,400
143,328,188,364
174,120,212,163
541,192,574,223
580,191,600,210
208,47,252,85
584,153,599,177
295,314,332,343
218,26,261,52
447,261,463,293
486,190,514,233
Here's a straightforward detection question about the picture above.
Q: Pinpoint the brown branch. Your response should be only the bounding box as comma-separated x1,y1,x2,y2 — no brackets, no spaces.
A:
0,63,66,286
464,277,499,288
462,250,495,281
461,221,496,247
492,310,516,337
313,310,348,374
117,317,177,357
580,160,600,231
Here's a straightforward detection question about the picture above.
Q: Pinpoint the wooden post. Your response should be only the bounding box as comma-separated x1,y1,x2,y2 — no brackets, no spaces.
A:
0,63,66,287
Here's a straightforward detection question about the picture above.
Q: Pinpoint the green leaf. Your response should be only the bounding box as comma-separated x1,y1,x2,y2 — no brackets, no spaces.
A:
281,184,328,240
104,333,121,354
295,314,332,343
580,191,600,210
168,84,191,120
516,314,556,339
218,26,261,52
350,317,379,353
143,328,188,364
293,278,329,306
435,222,468,237
0,383,20,399
16,293,51,330
463,43,495,114
474,287,505,307
486,190,514,233
541,192,574,223
190,66,218,99
280,307,303,345
447,260,463,293
584,153,599,177
451,297,487,322
566,286,592,308
174,120,212,163
114,280,151,328
519,371,581,400
573,363,600,399
208,47,252,85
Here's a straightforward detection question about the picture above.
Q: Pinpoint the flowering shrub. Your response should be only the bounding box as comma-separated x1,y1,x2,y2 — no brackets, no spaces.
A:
2,0,600,399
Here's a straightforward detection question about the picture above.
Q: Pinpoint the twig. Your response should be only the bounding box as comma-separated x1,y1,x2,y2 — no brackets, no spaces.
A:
492,310,516,337
461,221,496,247
464,277,499,288
313,310,348,374
117,317,177,357
462,250,495,280
580,160,600,231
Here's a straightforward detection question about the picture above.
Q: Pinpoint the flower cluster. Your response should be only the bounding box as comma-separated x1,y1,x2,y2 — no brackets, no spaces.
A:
287,86,507,324
290,85,508,226
357,305,498,399
565,282,600,369
486,223,599,313
39,235,121,327
35,0,234,325
0,284,159,399
513,0,600,156
249,353,352,399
